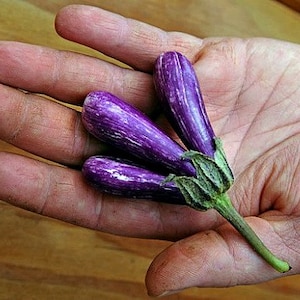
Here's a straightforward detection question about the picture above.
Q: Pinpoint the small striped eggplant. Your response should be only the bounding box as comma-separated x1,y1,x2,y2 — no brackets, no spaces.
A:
82,155,186,205
154,51,291,273
154,51,234,210
153,51,215,157
82,91,196,177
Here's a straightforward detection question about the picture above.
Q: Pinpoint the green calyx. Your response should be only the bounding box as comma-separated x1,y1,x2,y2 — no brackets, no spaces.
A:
166,138,291,273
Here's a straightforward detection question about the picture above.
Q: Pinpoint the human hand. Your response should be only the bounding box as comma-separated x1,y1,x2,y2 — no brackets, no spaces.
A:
0,5,299,296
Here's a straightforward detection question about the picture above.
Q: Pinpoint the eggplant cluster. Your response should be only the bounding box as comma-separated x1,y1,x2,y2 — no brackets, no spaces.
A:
81,51,291,273
82,51,223,203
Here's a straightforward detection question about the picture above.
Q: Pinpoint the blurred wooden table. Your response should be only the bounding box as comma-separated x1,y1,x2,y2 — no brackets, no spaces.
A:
1,1,300,299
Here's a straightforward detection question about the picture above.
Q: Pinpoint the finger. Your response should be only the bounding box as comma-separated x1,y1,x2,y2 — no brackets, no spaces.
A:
0,151,104,228
0,151,219,239
146,217,297,296
55,5,202,72
0,84,102,166
0,41,155,111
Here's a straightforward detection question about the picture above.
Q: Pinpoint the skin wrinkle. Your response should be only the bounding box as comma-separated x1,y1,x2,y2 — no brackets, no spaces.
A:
232,95,265,170
273,219,298,258
290,220,300,256
124,71,155,109
107,67,156,113
213,226,240,280
40,167,97,228
139,201,172,239
47,104,80,164
109,67,127,104
220,110,249,170
126,23,167,67
234,40,250,111
263,164,282,212
96,8,129,50
7,92,29,144
27,44,127,104
94,192,109,232
147,202,167,239
153,203,211,241
45,48,62,96
233,97,272,172
290,162,300,214
259,140,300,214
279,145,300,213
17,158,50,214
273,60,296,99
95,196,138,235
219,240,239,286
193,38,227,62
261,218,297,269
286,83,300,106
87,60,120,95
154,243,193,291
177,236,205,264
38,164,54,216
175,248,201,286
93,192,103,224
170,33,203,65
81,128,95,166
31,47,70,99
77,174,105,229
238,40,275,105
71,110,89,164
7,92,58,151
232,177,258,216
82,181,104,228
150,204,171,239
0,43,27,85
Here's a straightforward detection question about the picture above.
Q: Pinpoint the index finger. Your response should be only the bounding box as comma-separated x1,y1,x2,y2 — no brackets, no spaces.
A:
55,5,202,72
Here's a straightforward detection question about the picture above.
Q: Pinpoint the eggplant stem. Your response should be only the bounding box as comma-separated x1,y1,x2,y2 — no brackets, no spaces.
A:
213,193,291,273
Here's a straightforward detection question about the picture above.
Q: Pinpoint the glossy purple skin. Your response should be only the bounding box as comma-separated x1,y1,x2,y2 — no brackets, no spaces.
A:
153,51,215,157
82,156,186,204
82,91,196,176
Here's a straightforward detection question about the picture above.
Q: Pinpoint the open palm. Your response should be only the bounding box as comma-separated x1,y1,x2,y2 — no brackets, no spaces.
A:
0,5,299,296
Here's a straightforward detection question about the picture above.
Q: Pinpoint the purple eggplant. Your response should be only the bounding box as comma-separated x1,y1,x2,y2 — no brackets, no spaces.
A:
82,91,196,176
153,51,215,158
82,155,186,204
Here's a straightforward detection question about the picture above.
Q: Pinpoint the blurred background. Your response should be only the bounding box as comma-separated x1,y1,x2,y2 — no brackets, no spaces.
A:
1,1,300,299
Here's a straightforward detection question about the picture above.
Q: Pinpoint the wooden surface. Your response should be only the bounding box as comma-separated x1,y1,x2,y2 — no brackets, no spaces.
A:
1,0,300,299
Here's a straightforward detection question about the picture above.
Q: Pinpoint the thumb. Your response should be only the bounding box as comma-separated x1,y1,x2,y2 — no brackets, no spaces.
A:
145,217,293,297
